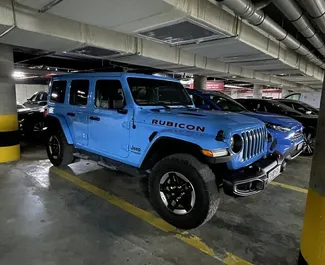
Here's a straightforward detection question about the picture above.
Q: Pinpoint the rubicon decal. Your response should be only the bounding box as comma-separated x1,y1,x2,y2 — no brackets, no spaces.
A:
152,119,205,132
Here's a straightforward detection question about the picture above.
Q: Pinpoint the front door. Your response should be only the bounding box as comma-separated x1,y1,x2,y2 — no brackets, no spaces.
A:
65,79,90,147
88,79,130,159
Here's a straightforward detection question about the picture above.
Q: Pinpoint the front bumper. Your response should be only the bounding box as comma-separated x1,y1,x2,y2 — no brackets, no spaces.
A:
284,139,305,160
223,153,285,197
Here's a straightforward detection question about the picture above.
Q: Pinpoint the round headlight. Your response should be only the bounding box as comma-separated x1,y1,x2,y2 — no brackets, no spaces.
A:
231,134,242,153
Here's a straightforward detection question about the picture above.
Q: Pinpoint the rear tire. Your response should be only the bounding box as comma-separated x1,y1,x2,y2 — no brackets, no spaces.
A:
149,153,220,229
46,129,75,166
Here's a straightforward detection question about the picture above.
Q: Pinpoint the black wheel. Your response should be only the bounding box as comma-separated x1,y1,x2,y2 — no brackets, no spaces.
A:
303,132,315,156
149,153,220,229
46,129,75,166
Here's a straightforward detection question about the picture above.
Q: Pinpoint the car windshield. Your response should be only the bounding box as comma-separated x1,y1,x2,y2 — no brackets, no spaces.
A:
16,103,26,110
128,77,193,106
207,94,247,112
268,101,301,115
299,102,319,113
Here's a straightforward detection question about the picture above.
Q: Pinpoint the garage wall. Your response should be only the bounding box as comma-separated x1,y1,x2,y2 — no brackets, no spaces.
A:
15,84,48,104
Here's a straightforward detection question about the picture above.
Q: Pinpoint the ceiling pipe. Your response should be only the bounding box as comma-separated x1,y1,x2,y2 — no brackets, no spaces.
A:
255,0,271,10
300,0,325,35
0,0,16,39
272,0,325,59
216,0,325,69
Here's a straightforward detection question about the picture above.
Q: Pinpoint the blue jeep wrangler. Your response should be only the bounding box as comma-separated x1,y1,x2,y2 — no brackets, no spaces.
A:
45,73,284,229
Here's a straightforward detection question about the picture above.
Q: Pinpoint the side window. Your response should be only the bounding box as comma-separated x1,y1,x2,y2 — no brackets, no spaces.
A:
256,102,267,112
192,94,205,107
50,80,67,103
39,92,48,101
286,93,301,100
69,80,89,106
30,93,37,102
95,80,125,110
35,92,42,101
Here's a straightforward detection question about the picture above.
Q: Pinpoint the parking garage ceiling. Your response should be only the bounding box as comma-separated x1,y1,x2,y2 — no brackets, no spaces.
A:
1,0,325,91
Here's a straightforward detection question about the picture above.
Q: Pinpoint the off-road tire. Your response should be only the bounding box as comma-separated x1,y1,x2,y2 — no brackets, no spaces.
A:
46,129,75,166
149,153,220,229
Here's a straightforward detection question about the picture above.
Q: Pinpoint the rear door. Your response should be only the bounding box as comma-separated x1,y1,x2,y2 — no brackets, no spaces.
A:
88,79,131,158
65,79,90,147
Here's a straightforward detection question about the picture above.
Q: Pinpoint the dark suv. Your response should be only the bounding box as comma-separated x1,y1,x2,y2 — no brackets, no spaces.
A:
23,91,48,108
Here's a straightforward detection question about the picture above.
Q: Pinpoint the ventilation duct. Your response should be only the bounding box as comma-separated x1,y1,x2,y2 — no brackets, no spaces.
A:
300,0,325,35
216,0,325,69
272,0,325,58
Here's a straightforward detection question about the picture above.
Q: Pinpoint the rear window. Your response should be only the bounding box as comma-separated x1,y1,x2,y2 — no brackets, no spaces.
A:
50,81,67,103
69,80,89,106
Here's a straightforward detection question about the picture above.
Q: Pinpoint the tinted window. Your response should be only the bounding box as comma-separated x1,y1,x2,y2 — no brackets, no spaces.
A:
265,101,301,115
237,100,258,111
50,81,67,103
69,80,89,106
209,95,246,112
95,80,125,109
128,78,192,106
39,92,48,101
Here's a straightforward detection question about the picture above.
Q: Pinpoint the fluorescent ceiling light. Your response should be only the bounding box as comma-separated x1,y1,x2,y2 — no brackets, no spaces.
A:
12,71,25,79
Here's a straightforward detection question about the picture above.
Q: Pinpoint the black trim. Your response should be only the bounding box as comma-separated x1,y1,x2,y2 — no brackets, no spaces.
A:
204,155,232,164
0,130,20,147
298,250,308,265
149,131,158,142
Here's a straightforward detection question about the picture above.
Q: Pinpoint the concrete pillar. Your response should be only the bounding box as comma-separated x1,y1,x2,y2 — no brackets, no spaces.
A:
0,44,20,163
253,84,263,98
281,88,289,98
194,75,207,90
299,72,325,264
230,89,238,99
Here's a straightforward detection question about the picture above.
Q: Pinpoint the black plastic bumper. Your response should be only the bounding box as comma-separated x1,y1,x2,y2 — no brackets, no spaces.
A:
223,153,285,197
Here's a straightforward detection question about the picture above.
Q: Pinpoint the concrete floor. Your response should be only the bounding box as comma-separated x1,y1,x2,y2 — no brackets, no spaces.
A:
0,144,311,265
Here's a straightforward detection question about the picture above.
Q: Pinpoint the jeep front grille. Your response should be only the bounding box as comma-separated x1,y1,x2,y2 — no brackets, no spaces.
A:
241,127,267,161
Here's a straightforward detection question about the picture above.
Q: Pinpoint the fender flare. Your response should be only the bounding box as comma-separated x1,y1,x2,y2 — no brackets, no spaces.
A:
45,114,74,144
139,130,228,166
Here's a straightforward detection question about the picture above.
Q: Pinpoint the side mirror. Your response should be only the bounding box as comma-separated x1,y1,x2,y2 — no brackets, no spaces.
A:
198,104,210,110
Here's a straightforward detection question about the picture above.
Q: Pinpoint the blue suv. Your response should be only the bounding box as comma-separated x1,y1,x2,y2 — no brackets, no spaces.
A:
188,89,305,160
45,73,284,229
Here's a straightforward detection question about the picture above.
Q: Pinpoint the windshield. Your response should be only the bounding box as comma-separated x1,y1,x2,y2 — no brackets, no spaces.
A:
208,94,247,112
16,104,25,110
299,102,319,113
128,77,193,106
268,101,301,115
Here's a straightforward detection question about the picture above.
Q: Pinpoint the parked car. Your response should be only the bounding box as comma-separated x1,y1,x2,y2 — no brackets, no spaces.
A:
17,103,45,140
236,98,317,155
44,73,285,229
283,92,321,109
188,89,305,160
277,99,319,115
23,91,48,108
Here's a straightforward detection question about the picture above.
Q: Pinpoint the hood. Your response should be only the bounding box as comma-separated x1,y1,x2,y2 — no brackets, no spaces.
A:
136,107,264,137
244,112,302,128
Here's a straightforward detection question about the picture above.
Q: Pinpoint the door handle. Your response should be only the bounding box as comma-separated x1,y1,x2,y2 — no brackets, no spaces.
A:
67,112,75,117
89,116,100,121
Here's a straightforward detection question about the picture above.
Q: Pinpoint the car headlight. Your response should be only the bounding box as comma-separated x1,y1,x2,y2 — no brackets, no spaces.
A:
201,149,228,157
265,122,291,133
231,134,242,153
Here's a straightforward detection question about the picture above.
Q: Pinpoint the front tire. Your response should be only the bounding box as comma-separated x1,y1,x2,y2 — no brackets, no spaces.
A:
149,154,220,229
46,129,75,166
303,132,316,156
